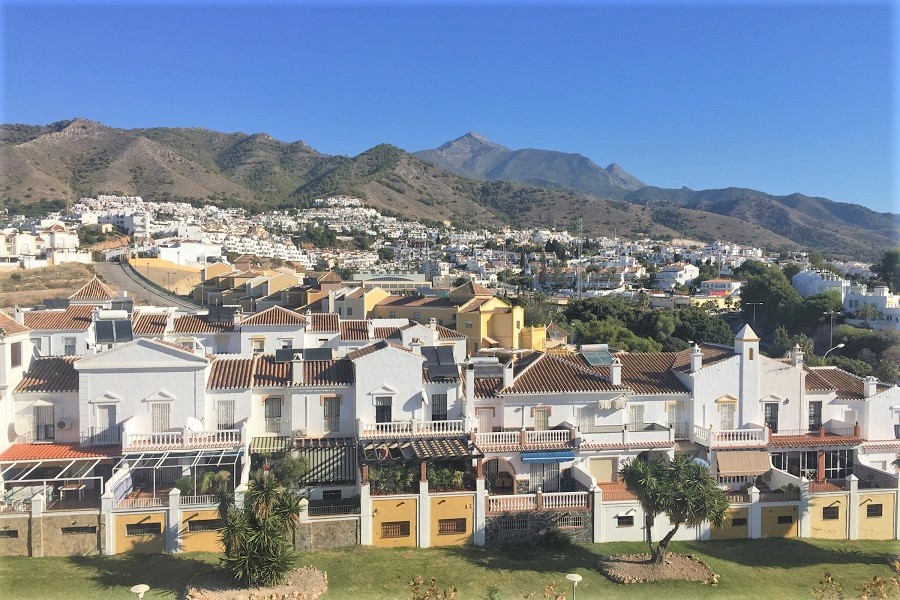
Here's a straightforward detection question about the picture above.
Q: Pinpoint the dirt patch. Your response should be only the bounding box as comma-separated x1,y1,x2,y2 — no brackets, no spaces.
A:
0,262,96,309
185,566,327,600
598,553,719,585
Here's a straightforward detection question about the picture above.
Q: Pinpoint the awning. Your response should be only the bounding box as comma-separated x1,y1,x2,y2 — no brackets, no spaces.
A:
520,450,576,464
360,436,483,463
250,436,291,454
294,438,357,485
715,450,771,477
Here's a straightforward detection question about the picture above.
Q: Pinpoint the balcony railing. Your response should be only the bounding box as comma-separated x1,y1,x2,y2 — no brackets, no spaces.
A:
473,429,571,449
114,496,166,509
122,429,242,450
358,420,465,439
474,431,520,447
770,424,858,438
487,494,536,513
542,491,590,509
486,491,590,514
179,494,219,506
525,429,569,445
692,425,767,447
81,426,121,446
580,423,673,447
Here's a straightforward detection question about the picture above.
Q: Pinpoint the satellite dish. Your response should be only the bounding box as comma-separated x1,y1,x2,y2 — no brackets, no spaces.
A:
693,457,710,468
13,418,30,436
185,417,205,433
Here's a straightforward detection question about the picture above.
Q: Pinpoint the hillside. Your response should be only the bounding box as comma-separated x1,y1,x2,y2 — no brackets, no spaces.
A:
1,119,896,259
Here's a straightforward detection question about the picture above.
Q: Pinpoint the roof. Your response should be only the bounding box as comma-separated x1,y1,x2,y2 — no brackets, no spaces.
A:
437,325,466,340
716,450,771,477
0,311,30,336
340,320,370,342
240,306,306,327
132,311,169,335
68,277,116,301
377,295,461,309
671,343,736,372
318,271,343,284
472,377,502,398
448,281,494,299
768,434,862,448
500,352,616,395
207,354,353,390
360,436,481,462
805,367,893,399
15,356,80,393
172,314,234,334
373,326,402,341
0,442,120,462
346,339,416,361
308,313,339,332
735,323,760,341
23,304,94,331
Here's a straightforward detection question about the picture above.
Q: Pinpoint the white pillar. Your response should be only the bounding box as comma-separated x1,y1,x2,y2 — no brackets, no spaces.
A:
233,483,246,509
799,477,812,538
418,480,430,548
360,483,373,545
167,488,182,554
748,486,761,539
474,478,486,546
101,490,115,555
592,487,603,543
30,493,44,558
847,474,859,540
895,475,900,541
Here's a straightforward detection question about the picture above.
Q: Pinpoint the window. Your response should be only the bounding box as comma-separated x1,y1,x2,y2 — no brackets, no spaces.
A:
824,449,853,480
278,338,293,349
217,400,236,430
731,517,748,527
438,518,466,535
62,526,97,535
63,337,76,356
557,515,583,528
764,403,779,433
628,404,644,432
777,515,793,524
375,396,392,423
534,407,550,431
251,338,265,354
476,408,493,433
265,397,282,433
529,462,560,492
867,504,883,518
381,521,410,538
808,401,822,432
431,394,448,421
497,517,528,531
10,341,21,368
126,523,162,536
187,519,223,532
617,515,634,527
324,396,340,432
151,403,171,432
720,402,735,430
749,348,754,360
516,321,521,329
388,311,396,318
413,311,420,320
34,405,54,441
822,506,839,520
0,529,19,538
346,307,352,316
322,490,342,503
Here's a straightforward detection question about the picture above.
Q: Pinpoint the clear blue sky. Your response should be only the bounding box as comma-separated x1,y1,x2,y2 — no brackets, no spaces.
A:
2,1,896,213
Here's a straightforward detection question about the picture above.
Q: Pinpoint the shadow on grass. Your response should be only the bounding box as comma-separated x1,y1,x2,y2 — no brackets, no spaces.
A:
681,538,891,569
440,542,606,574
68,553,224,599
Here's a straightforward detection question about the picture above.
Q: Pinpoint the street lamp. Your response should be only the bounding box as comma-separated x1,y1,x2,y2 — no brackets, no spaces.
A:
823,343,845,357
745,302,763,326
823,310,840,349
566,573,582,600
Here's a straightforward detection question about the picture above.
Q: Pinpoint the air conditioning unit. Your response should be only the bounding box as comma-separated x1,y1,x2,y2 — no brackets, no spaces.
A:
56,419,72,431
293,428,307,439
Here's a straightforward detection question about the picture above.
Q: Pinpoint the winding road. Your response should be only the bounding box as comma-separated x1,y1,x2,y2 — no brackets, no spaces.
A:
94,261,200,309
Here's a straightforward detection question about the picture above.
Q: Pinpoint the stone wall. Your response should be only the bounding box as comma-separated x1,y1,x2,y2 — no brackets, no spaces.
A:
295,517,360,551
0,514,30,556
485,510,592,547
38,512,103,557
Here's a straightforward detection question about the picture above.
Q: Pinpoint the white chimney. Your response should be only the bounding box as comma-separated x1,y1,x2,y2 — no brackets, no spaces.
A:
410,341,422,355
465,361,475,403
863,375,878,398
428,317,437,330
610,357,622,386
13,306,23,325
790,343,804,366
691,344,703,372
291,352,304,385
502,359,514,389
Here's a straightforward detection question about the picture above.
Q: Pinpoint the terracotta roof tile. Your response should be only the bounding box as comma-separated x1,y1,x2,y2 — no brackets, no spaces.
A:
768,435,861,448
308,313,339,332
0,442,120,462
346,340,415,361
340,320,370,342
132,311,169,335
501,353,615,394
0,311,30,336
579,440,675,451
617,352,690,395
473,378,501,399
172,314,234,334
671,344,736,372
240,306,307,327
437,325,465,340
303,359,354,386
209,354,355,389
23,304,94,331
207,356,254,390
449,281,494,299
805,366,892,399
373,326,402,341
68,276,116,301
15,356,79,393
253,354,290,387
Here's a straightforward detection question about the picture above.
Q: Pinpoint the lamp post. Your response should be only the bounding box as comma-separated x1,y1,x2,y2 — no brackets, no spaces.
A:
823,311,840,349
566,573,582,600
746,302,763,326
823,343,845,358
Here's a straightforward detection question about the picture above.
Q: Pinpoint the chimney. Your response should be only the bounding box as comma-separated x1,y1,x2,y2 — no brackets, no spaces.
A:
610,357,622,386
13,306,23,325
863,375,878,398
691,344,703,372
465,361,475,403
502,358,514,389
367,320,375,340
410,340,422,355
428,317,437,331
790,343,804,366
291,352,304,385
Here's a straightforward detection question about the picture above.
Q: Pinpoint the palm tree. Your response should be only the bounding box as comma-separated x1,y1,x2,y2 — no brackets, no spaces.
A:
619,455,729,565
857,303,878,327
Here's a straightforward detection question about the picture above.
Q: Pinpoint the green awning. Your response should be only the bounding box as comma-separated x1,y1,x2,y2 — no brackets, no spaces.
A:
250,436,290,454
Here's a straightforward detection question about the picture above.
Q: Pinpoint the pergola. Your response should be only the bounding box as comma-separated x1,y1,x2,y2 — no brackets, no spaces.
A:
116,447,244,497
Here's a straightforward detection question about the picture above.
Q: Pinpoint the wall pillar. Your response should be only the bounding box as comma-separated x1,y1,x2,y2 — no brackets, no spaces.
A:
592,487,603,543
799,477,812,538
817,450,826,483
748,486,761,539
418,478,430,548
895,475,900,541
167,488,182,554
233,484,246,509
360,483,372,545
846,474,859,540
100,490,114,555
474,477,486,546
29,492,44,558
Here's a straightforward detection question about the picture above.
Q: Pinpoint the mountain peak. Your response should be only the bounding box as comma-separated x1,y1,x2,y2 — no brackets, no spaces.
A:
437,131,506,152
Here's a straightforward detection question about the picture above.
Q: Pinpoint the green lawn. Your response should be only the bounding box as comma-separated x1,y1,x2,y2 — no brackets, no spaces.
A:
0,539,897,600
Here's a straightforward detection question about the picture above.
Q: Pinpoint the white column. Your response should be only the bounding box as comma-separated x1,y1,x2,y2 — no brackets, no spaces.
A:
167,488,182,554
592,487,603,543
418,480,430,548
847,474,859,540
474,478,486,546
748,486,761,539
360,483,373,545
895,475,900,541
101,490,115,555
799,477,812,538
30,492,44,558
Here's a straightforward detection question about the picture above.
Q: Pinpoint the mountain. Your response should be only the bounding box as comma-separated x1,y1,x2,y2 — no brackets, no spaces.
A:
414,133,645,199
1,119,896,260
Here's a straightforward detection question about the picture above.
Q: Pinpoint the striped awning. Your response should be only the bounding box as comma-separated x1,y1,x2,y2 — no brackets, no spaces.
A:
250,436,291,454
715,450,771,477
520,450,576,464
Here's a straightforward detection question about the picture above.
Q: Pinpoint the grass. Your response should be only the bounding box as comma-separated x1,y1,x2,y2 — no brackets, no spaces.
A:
0,262,96,308
0,539,896,600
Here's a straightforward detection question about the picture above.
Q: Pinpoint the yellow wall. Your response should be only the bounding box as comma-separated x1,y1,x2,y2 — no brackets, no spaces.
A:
810,495,848,540
521,326,547,351
372,497,418,548
115,511,166,554
711,507,749,540
858,492,896,540
429,494,474,546
181,508,223,553
761,505,798,538
588,458,617,483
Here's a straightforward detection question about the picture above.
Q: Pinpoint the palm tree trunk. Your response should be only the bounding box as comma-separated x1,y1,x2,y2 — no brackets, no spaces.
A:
652,523,681,565
645,514,655,556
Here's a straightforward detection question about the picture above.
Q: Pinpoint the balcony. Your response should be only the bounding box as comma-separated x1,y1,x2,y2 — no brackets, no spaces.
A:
486,491,590,514
692,425,768,448
358,419,465,439
80,426,122,447
122,428,243,451
769,423,859,439
579,423,674,449
474,428,572,450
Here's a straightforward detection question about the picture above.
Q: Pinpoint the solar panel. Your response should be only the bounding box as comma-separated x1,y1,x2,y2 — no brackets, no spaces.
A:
428,365,459,380
95,321,114,343
420,346,438,366
436,346,455,365
303,347,333,361
274,348,302,363
110,299,134,314
583,350,613,366
114,320,133,342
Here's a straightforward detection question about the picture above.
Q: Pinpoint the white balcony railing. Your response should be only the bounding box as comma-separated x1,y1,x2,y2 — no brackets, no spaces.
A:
487,494,536,513
186,429,241,447
542,491,590,509
474,431,520,447
525,429,570,445
114,497,166,509
580,423,673,446
179,494,219,506
486,491,590,513
358,420,464,439
691,425,768,447
122,429,243,450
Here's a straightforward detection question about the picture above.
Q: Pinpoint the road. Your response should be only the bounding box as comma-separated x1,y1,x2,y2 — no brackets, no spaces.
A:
94,261,200,309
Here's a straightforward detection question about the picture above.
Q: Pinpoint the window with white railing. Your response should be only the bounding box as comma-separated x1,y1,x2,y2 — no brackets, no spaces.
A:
151,402,171,433
431,394,448,421
265,397,282,433
34,405,54,441
323,395,341,432
217,400,236,431
375,396,392,424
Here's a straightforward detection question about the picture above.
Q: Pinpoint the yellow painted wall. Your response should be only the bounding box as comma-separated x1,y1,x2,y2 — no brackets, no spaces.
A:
858,492,896,540
372,497,418,548
521,326,547,352
429,494,474,546
711,507,749,540
181,508,223,553
761,505,798,538
115,511,166,554
810,495,848,540
588,458,617,483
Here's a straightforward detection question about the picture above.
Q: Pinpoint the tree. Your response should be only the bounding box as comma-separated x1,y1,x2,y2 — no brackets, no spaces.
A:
219,471,301,588
618,455,729,565
871,248,900,293
856,303,878,327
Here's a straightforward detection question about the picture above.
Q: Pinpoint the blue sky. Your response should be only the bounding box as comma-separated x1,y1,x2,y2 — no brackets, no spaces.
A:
2,1,896,213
